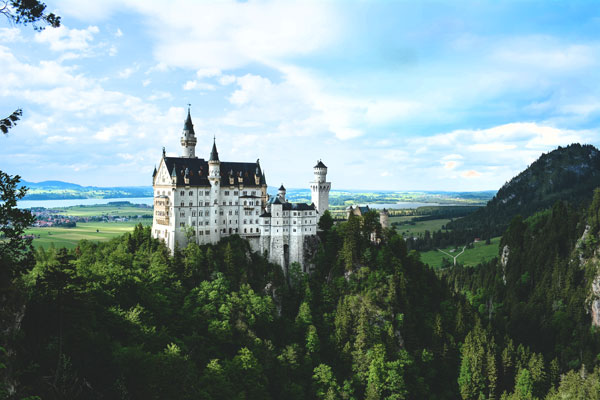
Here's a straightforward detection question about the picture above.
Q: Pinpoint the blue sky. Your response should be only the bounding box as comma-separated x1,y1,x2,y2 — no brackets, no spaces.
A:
1,0,600,191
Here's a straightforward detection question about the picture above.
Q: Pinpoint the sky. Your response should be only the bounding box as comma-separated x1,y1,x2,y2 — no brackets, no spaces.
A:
1,0,600,191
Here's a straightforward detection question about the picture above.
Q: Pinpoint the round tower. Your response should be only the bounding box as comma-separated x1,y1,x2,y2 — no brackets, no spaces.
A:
310,160,331,215
208,137,220,183
180,107,197,158
278,184,286,202
380,208,389,229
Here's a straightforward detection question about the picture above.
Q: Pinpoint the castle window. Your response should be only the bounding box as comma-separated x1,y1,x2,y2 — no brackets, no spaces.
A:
180,212,185,217
224,191,229,196
255,219,259,224
180,222,185,227
199,231,203,235
205,191,210,195
223,220,225,224
244,219,247,224
243,201,247,206
229,201,232,205
293,220,296,224
192,211,196,217
235,211,239,215
180,190,185,196
229,210,233,215
293,229,296,232
234,191,238,195
244,228,247,233
180,201,184,206
192,221,196,226
189,191,193,196
235,201,238,205
189,202,193,207
219,210,223,216
205,202,209,206
250,228,253,233
205,230,209,235
252,191,256,195
243,191,247,195
222,201,226,206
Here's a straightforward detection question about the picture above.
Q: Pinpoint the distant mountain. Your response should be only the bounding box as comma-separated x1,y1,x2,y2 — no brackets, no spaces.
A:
447,143,600,237
20,180,153,200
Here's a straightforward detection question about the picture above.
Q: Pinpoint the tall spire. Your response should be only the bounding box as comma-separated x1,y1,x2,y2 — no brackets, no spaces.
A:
184,105,195,134
181,105,197,158
209,136,219,162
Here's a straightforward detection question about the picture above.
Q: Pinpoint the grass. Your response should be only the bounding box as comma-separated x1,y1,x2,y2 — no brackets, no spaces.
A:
419,237,501,269
392,218,451,237
26,221,151,249
55,204,153,217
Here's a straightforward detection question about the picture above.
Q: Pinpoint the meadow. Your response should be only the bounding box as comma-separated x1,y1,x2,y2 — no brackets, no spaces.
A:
390,217,451,237
54,203,153,217
26,221,151,249
419,236,501,269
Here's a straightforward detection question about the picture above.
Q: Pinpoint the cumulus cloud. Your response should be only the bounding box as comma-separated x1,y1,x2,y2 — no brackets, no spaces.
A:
0,27,22,42
35,25,99,53
183,80,217,91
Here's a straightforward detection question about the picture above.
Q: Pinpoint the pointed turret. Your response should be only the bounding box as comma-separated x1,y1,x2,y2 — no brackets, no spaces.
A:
180,106,197,158
208,137,220,187
209,137,219,162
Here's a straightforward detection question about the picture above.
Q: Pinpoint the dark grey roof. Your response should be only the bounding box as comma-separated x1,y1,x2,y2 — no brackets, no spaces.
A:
314,160,327,168
152,166,157,177
283,203,316,211
163,157,266,187
260,212,272,218
184,109,195,135
278,184,286,191
209,139,219,161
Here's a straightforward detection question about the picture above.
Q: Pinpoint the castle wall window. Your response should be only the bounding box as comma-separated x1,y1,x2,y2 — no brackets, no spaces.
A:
219,210,224,216
204,202,209,206
180,191,185,196
224,191,229,195
192,221,196,226
192,211,196,217
199,231,203,235
229,201,232,205
205,230,210,235
293,229,296,232
180,222,185,227
244,228,247,233
234,191,238,195
180,212,185,217
189,202,193,207
180,202,184,206
243,191,247,195
205,191,210,195
222,201,226,205
252,191,256,195
189,191,193,196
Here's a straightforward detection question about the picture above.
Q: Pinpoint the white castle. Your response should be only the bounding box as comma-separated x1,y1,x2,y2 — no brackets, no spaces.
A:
151,109,331,273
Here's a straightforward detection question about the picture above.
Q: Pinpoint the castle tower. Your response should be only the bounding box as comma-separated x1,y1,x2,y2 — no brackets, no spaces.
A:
310,160,330,215
208,137,220,180
380,208,389,229
180,107,197,158
278,184,286,202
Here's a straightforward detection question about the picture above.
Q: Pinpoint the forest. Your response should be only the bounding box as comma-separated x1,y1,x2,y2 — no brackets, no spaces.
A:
3,165,600,398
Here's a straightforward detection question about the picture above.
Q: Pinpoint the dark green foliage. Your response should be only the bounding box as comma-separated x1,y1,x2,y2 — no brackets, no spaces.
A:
0,108,21,134
0,0,60,30
448,144,600,241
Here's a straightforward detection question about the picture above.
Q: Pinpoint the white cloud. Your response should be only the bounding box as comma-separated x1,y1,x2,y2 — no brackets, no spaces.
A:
35,25,99,53
196,68,221,78
0,28,22,42
115,28,123,37
183,80,217,91
118,67,137,79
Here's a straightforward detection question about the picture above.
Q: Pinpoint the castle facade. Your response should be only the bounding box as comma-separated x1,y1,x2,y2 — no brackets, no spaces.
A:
151,110,330,273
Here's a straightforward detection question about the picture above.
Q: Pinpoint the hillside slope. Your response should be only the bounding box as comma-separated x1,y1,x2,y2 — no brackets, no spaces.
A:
448,143,600,237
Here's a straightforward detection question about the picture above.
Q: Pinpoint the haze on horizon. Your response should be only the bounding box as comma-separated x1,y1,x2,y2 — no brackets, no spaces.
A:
1,1,600,192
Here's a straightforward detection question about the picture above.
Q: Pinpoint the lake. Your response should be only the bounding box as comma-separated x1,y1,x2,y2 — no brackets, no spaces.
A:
17,198,455,210
18,197,154,209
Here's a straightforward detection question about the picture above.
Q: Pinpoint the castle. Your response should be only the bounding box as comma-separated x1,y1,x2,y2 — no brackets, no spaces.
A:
151,109,330,273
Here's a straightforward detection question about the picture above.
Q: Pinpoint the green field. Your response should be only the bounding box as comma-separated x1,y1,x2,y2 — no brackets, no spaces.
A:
26,221,151,249
54,203,153,217
391,217,451,238
419,236,501,269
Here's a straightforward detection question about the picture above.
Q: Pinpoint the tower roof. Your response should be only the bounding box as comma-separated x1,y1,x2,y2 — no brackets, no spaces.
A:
279,184,286,191
209,137,219,162
314,160,327,168
184,107,195,135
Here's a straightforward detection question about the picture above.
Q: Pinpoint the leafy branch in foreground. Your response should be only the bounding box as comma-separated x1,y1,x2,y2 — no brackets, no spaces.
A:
0,0,60,30
0,108,22,134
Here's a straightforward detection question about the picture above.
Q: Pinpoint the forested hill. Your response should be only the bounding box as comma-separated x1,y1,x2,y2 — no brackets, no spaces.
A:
448,143,600,238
